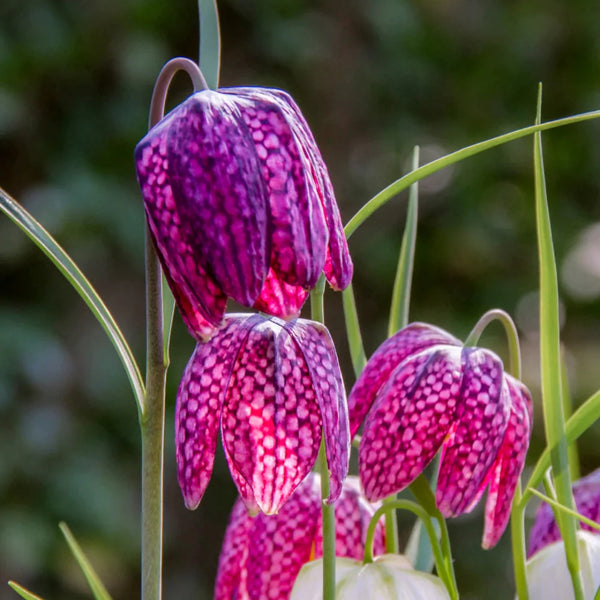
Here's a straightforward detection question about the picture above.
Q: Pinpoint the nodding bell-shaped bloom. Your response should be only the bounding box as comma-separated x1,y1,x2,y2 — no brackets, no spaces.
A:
348,322,533,548
176,313,350,515
135,86,353,341
529,469,600,557
523,531,600,600
215,473,385,600
290,554,450,600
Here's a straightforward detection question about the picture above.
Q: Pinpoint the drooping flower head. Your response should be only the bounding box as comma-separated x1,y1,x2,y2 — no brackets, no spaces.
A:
135,87,352,340
176,313,350,515
291,554,450,600
215,473,386,600
528,468,600,557
348,322,533,548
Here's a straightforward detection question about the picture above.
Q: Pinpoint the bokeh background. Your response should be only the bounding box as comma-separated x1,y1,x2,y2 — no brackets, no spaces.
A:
2,0,600,598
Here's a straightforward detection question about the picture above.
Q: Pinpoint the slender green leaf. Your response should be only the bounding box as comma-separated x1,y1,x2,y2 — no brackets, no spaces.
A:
388,145,419,336
59,522,113,600
341,284,367,379
0,187,145,416
8,582,46,600
162,276,176,366
528,488,600,533
345,109,600,238
534,85,583,598
198,0,221,89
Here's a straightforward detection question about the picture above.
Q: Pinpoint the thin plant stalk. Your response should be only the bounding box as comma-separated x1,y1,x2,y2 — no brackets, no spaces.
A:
140,57,208,600
311,275,335,600
534,85,583,599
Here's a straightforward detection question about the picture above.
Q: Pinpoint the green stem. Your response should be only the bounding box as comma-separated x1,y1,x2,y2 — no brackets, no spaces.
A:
511,484,529,600
141,225,167,600
311,276,335,600
140,58,209,600
463,309,521,379
363,500,458,600
341,285,367,379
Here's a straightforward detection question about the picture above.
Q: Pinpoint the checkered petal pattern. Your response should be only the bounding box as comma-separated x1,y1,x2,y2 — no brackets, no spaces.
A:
176,314,350,515
348,321,533,548
214,473,385,600
135,87,352,341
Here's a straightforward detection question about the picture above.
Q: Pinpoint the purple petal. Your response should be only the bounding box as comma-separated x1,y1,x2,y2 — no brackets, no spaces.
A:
482,376,532,548
166,91,270,306
244,474,322,599
348,323,462,438
227,88,328,289
220,317,322,514
214,499,253,600
252,267,309,320
436,348,510,517
266,89,354,291
286,319,350,503
135,122,227,340
359,346,463,501
528,469,600,557
175,315,257,510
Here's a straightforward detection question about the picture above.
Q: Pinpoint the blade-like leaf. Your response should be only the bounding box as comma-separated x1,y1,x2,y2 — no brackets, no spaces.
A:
8,582,46,600
388,145,419,336
534,85,583,598
0,187,144,417
527,488,600,533
345,109,600,238
342,284,367,379
59,522,113,600
198,0,221,89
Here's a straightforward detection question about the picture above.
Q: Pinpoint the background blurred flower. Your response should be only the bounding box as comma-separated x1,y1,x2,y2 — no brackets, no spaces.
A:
524,531,600,600
528,469,600,557
348,322,532,548
135,86,352,340
176,313,349,514
214,473,385,600
290,554,450,600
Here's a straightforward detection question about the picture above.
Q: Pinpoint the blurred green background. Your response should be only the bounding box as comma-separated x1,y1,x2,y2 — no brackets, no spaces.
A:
2,0,600,598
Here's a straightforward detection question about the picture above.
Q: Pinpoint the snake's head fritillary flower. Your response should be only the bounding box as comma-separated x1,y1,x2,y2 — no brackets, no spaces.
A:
348,322,533,548
176,313,350,515
135,87,352,341
290,554,450,600
523,531,600,600
214,473,385,600
529,469,600,557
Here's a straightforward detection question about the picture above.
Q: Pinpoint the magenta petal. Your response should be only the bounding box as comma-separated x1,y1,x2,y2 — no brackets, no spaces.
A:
175,315,256,510
359,346,463,501
348,323,462,438
166,92,270,306
437,348,510,517
287,319,350,503
214,499,253,600
221,318,322,514
253,267,309,319
267,89,353,291
482,376,532,548
245,475,322,599
229,88,328,289
135,123,227,339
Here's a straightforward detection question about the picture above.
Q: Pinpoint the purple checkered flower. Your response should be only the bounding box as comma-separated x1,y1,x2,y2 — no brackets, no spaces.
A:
135,87,352,341
528,469,600,557
175,313,349,515
214,473,386,600
348,322,532,548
